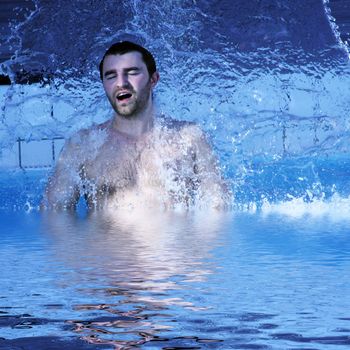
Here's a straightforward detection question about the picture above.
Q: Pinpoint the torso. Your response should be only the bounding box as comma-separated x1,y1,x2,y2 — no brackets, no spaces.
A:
73,118,200,209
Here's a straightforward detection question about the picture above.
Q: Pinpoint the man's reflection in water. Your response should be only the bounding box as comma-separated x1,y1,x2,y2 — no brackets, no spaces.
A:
41,208,231,347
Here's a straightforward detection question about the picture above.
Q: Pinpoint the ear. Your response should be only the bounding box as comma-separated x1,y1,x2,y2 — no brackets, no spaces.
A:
150,71,160,88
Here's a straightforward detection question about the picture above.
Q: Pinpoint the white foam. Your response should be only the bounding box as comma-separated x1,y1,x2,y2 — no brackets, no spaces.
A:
261,192,350,221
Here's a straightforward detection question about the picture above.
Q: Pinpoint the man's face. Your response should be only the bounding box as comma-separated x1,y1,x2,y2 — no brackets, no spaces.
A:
102,51,158,117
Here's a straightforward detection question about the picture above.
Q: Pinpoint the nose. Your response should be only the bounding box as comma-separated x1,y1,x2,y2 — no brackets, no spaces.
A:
116,73,129,88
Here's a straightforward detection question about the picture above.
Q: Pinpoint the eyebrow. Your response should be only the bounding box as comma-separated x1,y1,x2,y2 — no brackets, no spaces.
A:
104,70,116,78
103,67,141,78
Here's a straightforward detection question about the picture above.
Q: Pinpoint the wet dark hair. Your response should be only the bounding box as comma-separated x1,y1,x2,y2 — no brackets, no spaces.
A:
99,41,157,80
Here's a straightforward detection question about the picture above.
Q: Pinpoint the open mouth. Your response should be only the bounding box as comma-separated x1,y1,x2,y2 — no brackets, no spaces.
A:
116,92,132,101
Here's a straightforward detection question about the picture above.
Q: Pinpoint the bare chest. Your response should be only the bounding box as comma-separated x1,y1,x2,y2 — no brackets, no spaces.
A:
79,131,197,206
83,140,140,189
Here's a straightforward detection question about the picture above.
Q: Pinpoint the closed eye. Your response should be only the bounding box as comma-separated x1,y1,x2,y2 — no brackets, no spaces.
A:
104,71,117,80
103,67,141,80
126,68,141,75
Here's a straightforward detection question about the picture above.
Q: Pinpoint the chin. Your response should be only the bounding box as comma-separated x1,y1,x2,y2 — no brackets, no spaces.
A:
117,109,138,118
117,104,144,118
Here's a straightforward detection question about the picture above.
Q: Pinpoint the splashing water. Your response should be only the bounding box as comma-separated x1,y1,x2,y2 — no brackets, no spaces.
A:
1,0,350,215
2,3,350,349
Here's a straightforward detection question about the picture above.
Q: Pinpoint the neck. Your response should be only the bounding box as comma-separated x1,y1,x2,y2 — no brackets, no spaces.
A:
111,103,155,138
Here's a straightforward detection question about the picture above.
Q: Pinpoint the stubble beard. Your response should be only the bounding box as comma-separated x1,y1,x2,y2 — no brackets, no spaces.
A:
111,82,152,119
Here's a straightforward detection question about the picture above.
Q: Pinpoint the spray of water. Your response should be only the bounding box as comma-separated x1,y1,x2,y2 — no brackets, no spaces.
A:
1,0,350,215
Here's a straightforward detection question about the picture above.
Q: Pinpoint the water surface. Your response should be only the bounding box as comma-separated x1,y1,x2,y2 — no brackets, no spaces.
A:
1,208,350,349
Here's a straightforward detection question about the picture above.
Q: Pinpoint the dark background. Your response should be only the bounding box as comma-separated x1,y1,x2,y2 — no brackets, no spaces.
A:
0,0,349,84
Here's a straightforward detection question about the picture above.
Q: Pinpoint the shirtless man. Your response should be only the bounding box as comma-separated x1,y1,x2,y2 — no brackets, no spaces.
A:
43,41,230,210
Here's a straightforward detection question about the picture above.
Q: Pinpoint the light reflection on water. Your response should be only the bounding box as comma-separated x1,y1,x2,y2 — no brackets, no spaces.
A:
1,209,350,349
1,0,350,348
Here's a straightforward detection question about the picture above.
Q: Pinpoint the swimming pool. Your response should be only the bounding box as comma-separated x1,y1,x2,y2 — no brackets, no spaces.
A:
1,0,350,348
1,201,350,349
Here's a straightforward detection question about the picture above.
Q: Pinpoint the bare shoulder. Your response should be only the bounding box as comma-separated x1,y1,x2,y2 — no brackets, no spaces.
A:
66,122,109,150
61,122,108,159
158,115,205,142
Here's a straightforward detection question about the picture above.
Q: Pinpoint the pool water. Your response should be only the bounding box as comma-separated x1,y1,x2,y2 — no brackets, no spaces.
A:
1,0,350,348
1,204,350,349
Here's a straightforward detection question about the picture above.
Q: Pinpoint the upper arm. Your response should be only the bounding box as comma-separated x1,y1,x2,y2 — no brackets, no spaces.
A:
42,138,82,210
184,125,220,174
182,124,231,208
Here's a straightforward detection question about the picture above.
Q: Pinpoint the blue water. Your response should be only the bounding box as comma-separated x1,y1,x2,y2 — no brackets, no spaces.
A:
1,0,350,348
1,208,350,349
